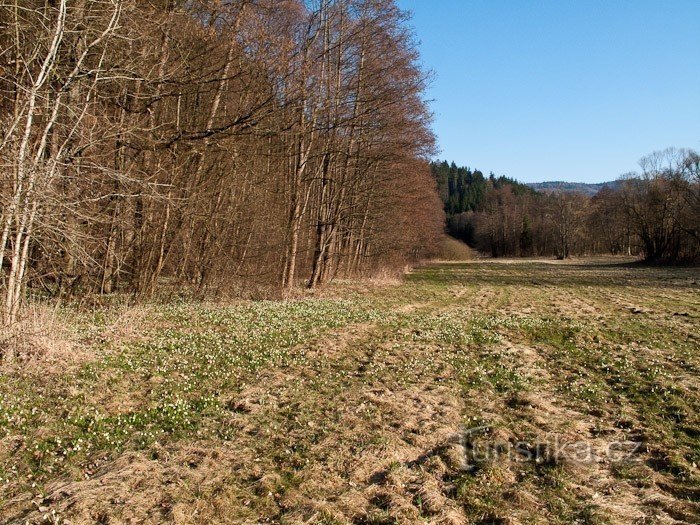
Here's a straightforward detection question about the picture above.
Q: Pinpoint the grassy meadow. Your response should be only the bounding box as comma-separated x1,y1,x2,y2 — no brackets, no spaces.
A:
1,259,698,524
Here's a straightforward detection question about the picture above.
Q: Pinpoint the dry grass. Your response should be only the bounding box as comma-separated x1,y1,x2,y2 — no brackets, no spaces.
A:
0,303,82,367
1,259,698,524
434,236,478,262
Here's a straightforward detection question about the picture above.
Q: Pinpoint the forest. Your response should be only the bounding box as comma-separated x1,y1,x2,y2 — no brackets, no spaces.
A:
0,0,444,326
1,0,699,331
1,2,699,523
433,148,700,263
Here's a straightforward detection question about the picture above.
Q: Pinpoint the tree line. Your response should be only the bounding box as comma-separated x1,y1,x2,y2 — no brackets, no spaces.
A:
0,0,444,325
433,148,700,262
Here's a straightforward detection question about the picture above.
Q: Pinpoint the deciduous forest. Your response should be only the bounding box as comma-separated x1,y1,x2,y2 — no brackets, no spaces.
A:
433,148,700,262
1,1,698,329
0,0,444,325
1,2,699,524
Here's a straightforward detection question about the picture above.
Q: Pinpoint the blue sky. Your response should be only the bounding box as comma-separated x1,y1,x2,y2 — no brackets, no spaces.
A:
396,0,700,183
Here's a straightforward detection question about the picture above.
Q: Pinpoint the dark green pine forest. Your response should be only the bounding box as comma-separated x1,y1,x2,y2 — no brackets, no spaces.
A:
430,153,699,262
430,161,534,245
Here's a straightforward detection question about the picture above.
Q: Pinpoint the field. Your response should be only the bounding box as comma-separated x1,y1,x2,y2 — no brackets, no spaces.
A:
1,259,699,524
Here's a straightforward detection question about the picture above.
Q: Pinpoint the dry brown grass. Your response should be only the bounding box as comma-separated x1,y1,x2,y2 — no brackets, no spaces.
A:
2,259,698,524
0,303,82,367
434,236,477,262
0,301,156,372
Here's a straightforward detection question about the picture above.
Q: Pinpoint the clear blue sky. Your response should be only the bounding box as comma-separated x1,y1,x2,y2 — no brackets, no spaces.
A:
396,0,700,183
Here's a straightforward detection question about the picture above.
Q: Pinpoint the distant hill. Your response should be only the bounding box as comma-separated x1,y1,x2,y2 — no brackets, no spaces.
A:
527,180,622,197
